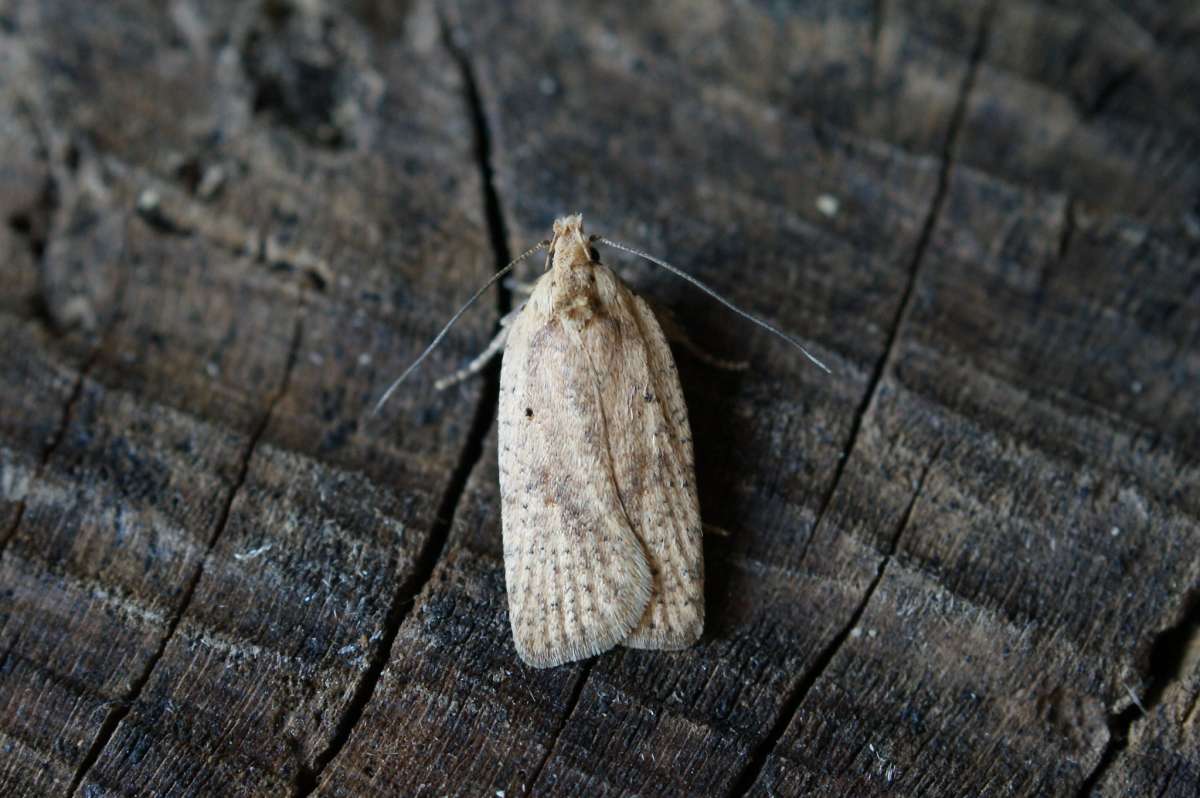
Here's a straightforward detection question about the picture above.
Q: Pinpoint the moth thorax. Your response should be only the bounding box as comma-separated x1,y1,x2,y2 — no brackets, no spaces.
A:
550,262,601,321
551,238,593,271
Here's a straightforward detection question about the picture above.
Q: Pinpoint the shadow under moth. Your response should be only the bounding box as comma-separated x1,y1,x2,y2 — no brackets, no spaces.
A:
377,215,828,668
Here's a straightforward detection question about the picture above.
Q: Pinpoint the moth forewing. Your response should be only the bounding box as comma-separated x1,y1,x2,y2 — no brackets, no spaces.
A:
497,215,704,667
613,290,704,650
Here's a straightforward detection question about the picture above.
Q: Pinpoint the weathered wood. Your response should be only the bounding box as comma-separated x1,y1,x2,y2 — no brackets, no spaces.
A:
2,0,493,794
1,0,1197,796
1096,616,1200,798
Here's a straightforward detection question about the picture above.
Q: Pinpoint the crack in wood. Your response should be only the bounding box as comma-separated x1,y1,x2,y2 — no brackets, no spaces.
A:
729,0,995,789
1,149,107,556
867,0,884,91
730,444,943,796
0,353,87,556
289,422,485,794
291,326,499,794
440,17,515,324
1031,193,1075,305
65,313,305,797
1075,587,1200,797
526,661,596,794
290,10,516,793
796,0,993,569
1083,64,1139,119
1057,195,1076,264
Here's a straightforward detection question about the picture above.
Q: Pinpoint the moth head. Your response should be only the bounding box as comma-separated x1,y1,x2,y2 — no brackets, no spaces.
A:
550,213,601,269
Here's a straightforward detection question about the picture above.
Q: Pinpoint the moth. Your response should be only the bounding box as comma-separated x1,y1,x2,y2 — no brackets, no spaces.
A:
378,214,828,668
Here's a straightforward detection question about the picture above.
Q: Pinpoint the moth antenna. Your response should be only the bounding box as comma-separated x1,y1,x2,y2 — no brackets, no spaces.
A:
373,241,546,415
598,237,832,374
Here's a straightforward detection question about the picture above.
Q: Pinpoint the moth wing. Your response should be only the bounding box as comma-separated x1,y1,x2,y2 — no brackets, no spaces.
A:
498,299,653,669
602,286,704,650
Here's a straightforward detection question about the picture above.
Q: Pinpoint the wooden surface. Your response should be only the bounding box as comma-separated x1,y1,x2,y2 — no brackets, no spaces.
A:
1,1,1197,795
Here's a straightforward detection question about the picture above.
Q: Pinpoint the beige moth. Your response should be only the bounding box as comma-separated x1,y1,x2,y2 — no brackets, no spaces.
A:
377,214,829,668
